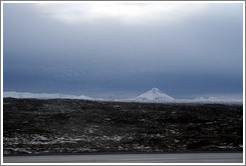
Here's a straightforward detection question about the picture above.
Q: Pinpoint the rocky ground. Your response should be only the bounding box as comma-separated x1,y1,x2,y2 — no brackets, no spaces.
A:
3,98,243,155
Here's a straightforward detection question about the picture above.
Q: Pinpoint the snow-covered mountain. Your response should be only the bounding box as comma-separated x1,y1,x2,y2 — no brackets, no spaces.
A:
3,90,243,104
192,96,243,104
129,88,175,103
3,91,93,100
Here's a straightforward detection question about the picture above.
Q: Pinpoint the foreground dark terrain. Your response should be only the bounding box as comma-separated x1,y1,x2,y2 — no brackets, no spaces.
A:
3,98,243,155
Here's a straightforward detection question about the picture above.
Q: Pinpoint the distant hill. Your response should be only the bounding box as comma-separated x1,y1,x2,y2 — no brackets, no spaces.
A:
3,89,243,104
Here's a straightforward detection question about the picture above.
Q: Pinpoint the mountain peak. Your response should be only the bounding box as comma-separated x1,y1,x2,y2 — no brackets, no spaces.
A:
132,88,174,103
149,87,162,93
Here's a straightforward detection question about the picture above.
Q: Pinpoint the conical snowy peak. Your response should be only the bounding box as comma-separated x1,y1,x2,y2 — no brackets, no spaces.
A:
149,88,163,94
132,87,174,103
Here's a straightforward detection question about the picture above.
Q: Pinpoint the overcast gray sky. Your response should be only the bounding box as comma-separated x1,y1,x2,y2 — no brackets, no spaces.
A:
3,2,244,99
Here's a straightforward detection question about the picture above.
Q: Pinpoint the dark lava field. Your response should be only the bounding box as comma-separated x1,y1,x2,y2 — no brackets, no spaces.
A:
3,98,243,155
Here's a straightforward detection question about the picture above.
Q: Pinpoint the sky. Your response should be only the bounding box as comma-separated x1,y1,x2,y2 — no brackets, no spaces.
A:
3,2,244,99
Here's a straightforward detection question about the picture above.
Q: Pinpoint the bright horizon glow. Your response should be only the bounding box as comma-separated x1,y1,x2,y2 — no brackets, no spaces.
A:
34,3,207,25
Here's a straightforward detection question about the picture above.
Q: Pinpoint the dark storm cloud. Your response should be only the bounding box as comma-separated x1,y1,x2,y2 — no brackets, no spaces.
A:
3,2,243,98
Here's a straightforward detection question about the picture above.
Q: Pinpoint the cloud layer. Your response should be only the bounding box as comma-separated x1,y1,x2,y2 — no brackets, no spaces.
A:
3,2,244,98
